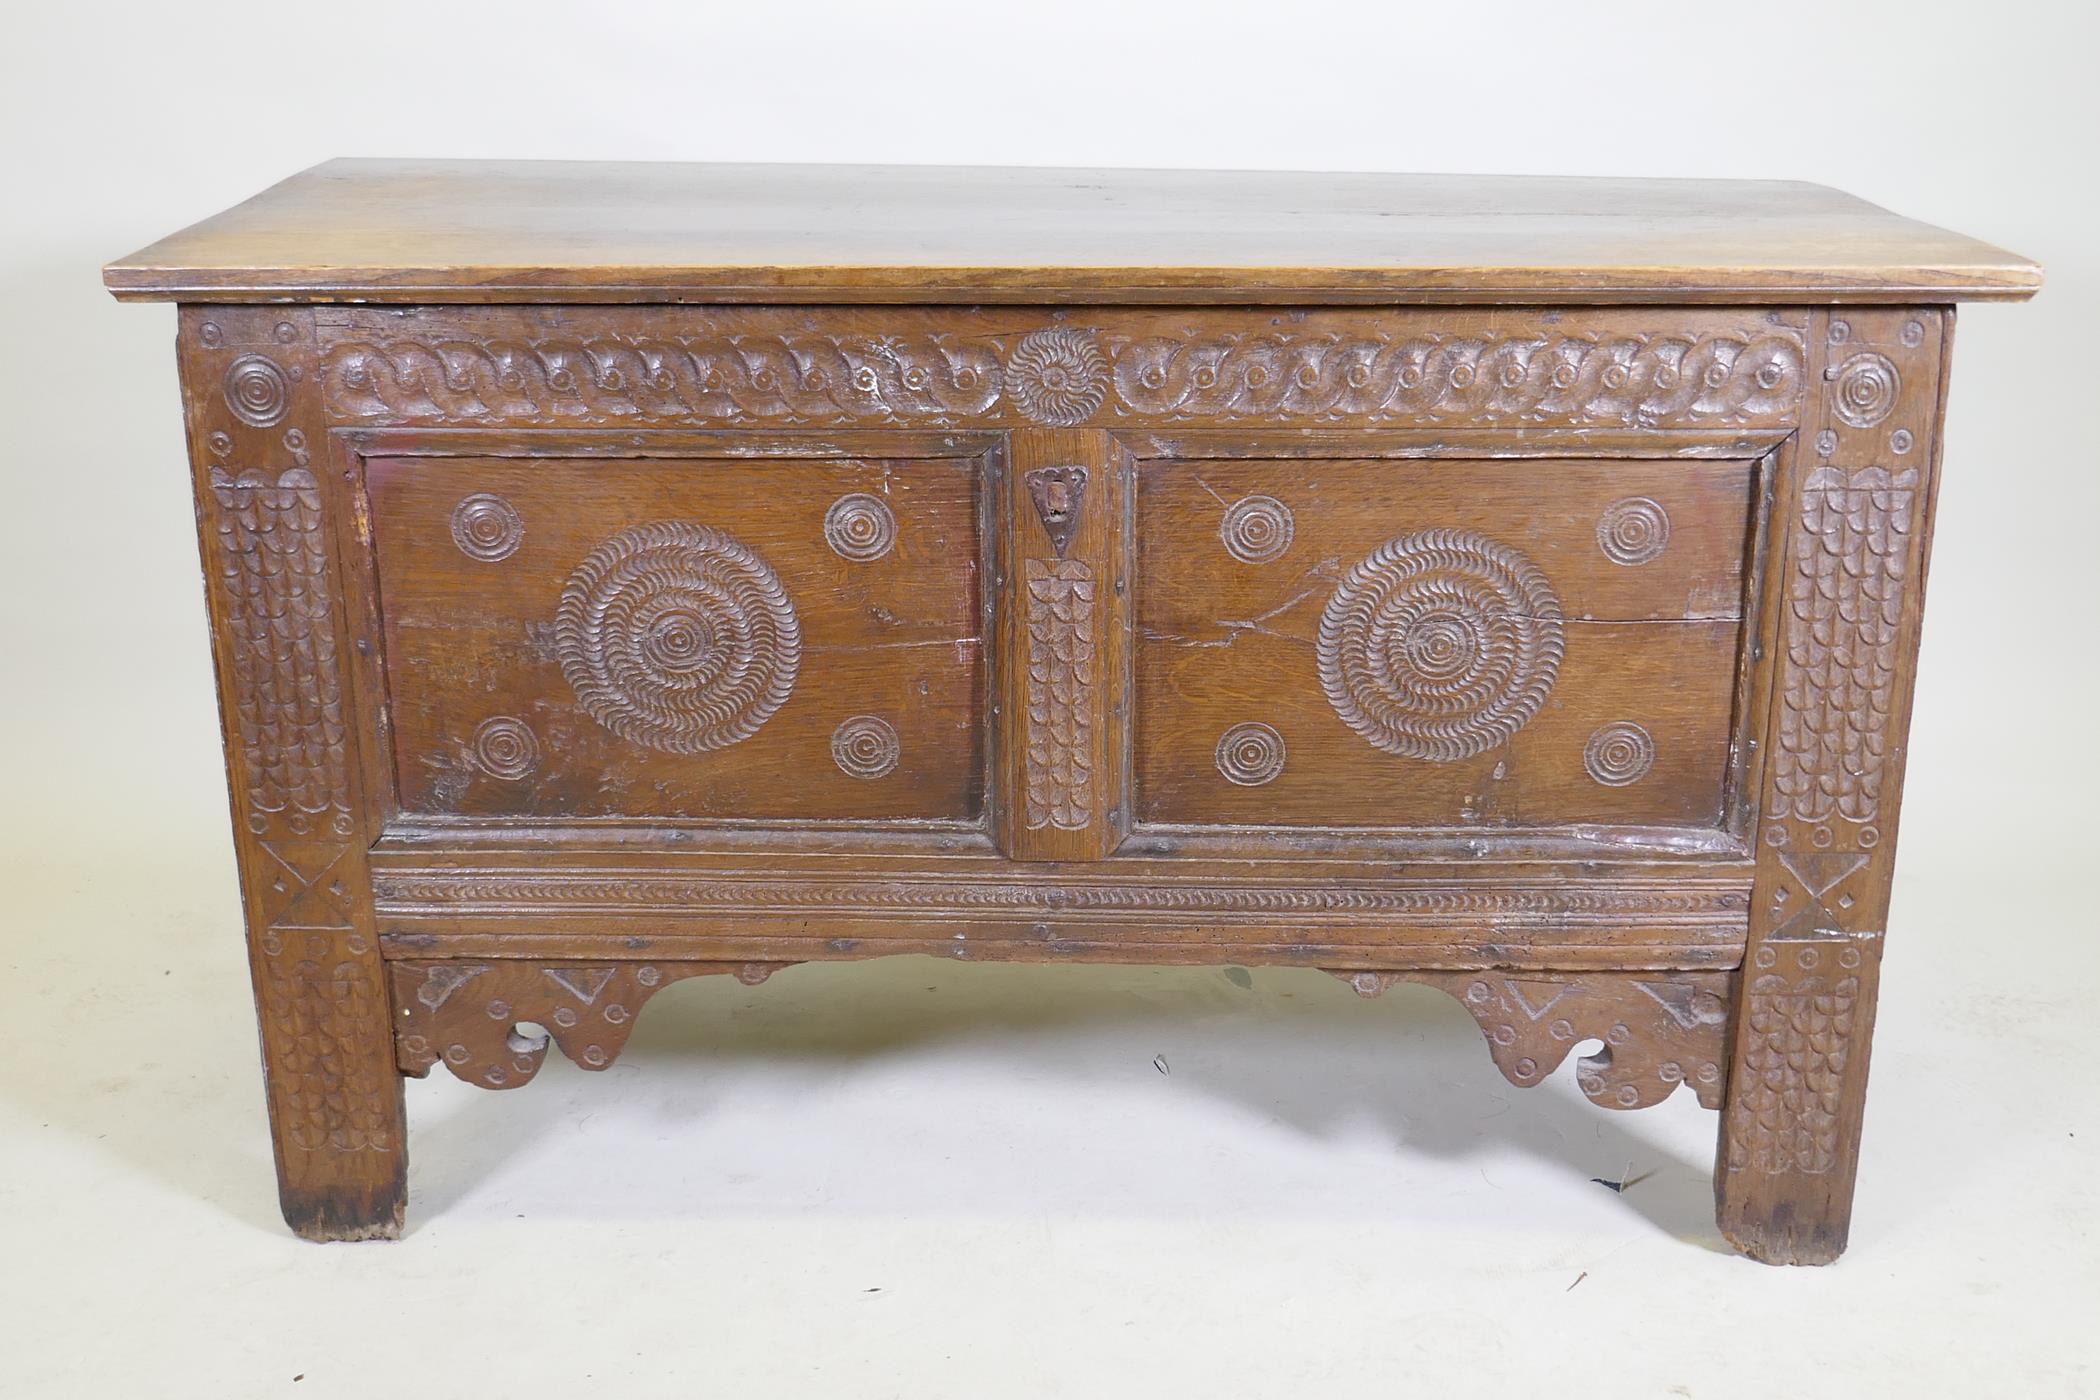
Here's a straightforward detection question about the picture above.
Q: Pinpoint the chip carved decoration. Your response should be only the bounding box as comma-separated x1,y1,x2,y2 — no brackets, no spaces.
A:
1770,466,1918,836
208,466,353,839
317,319,1805,428
1335,970,1732,1111
1318,529,1564,763
1022,559,1097,829
261,930,397,1151
393,960,793,1089
1725,942,1867,1175
554,521,800,755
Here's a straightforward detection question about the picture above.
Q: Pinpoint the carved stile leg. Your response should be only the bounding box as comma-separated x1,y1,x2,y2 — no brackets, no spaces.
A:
183,308,408,1240
1712,308,1950,1264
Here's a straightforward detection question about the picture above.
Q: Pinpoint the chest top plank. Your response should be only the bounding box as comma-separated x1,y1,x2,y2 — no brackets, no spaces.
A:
102,158,2039,306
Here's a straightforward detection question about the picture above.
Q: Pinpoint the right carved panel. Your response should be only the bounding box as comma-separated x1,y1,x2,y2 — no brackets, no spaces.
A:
1135,456,1755,828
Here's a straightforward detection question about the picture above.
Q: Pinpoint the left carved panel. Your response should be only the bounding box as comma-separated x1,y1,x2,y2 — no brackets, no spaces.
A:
179,307,406,1240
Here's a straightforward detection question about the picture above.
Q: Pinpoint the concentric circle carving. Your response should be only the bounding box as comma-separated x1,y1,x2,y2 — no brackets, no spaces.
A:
1827,352,1900,428
555,521,800,755
1316,529,1564,763
830,714,900,779
223,353,291,427
1006,327,1108,426
1219,495,1295,564
1215,722,1287,786
450,492,524,562
823,492,897,562
471,716,540,780
1596,497,1670,565
1583,722,1655,786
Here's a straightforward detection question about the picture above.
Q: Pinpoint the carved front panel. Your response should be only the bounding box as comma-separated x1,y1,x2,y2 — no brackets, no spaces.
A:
1136,456,1755,828
364,454,985,820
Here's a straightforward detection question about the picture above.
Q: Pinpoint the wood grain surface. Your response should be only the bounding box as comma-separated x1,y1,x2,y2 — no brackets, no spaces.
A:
104,159,2041,304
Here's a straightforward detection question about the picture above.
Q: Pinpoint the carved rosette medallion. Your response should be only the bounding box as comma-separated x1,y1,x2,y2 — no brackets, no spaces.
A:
555,521,800,755
1317,530,1564,762
470,716,540,780
449,492,524,562
1219,495,1295,564
223,353,292,427
1005,328,1109,425
1215,722,1286,786
830,715,900,779
1825,352,1900,429
1595,497,1670,565
1023,558,1096,828
1583,722,1655,786
822,492,897,562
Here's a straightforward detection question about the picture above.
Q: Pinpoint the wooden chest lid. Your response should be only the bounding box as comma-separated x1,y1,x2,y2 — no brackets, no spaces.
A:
103,158,2041,306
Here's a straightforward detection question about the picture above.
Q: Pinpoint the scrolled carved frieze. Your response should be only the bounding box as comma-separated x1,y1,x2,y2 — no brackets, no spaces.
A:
392,960,793,1089
1317,529,1564,763
554,521,800,755
322,333,1001,424
1112,328,1803,426
1335,969,1732,1110
313,312,1806,430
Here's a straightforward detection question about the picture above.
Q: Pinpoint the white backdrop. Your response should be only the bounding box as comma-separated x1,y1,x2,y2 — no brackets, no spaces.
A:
3,2,2093,1396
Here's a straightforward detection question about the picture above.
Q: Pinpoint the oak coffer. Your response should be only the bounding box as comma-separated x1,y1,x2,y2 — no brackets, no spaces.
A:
104,160,2039,1262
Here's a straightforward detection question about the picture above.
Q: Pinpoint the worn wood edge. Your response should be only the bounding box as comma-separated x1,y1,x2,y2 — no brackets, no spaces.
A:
102,264,2044,304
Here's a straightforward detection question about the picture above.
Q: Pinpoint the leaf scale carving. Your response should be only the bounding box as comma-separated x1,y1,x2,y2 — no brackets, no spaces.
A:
1724,944,1866,1175
1023,559,1097,830
1771,467,1919,829
208,467,351,837
259,931,397,1152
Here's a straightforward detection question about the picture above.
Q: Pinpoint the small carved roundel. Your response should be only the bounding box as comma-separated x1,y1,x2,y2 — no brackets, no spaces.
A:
224,353,291,428
831,714,900,779
1827,352,1900,428
451,493,524,562
1596,497,1670,565
1215,722,1286,786
1583,721,1655,786
1005,328,1109,426
471,715,540,780
1317,529,1564,763
823,493,897,562
555,521,800,755
1219,495,1295,564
